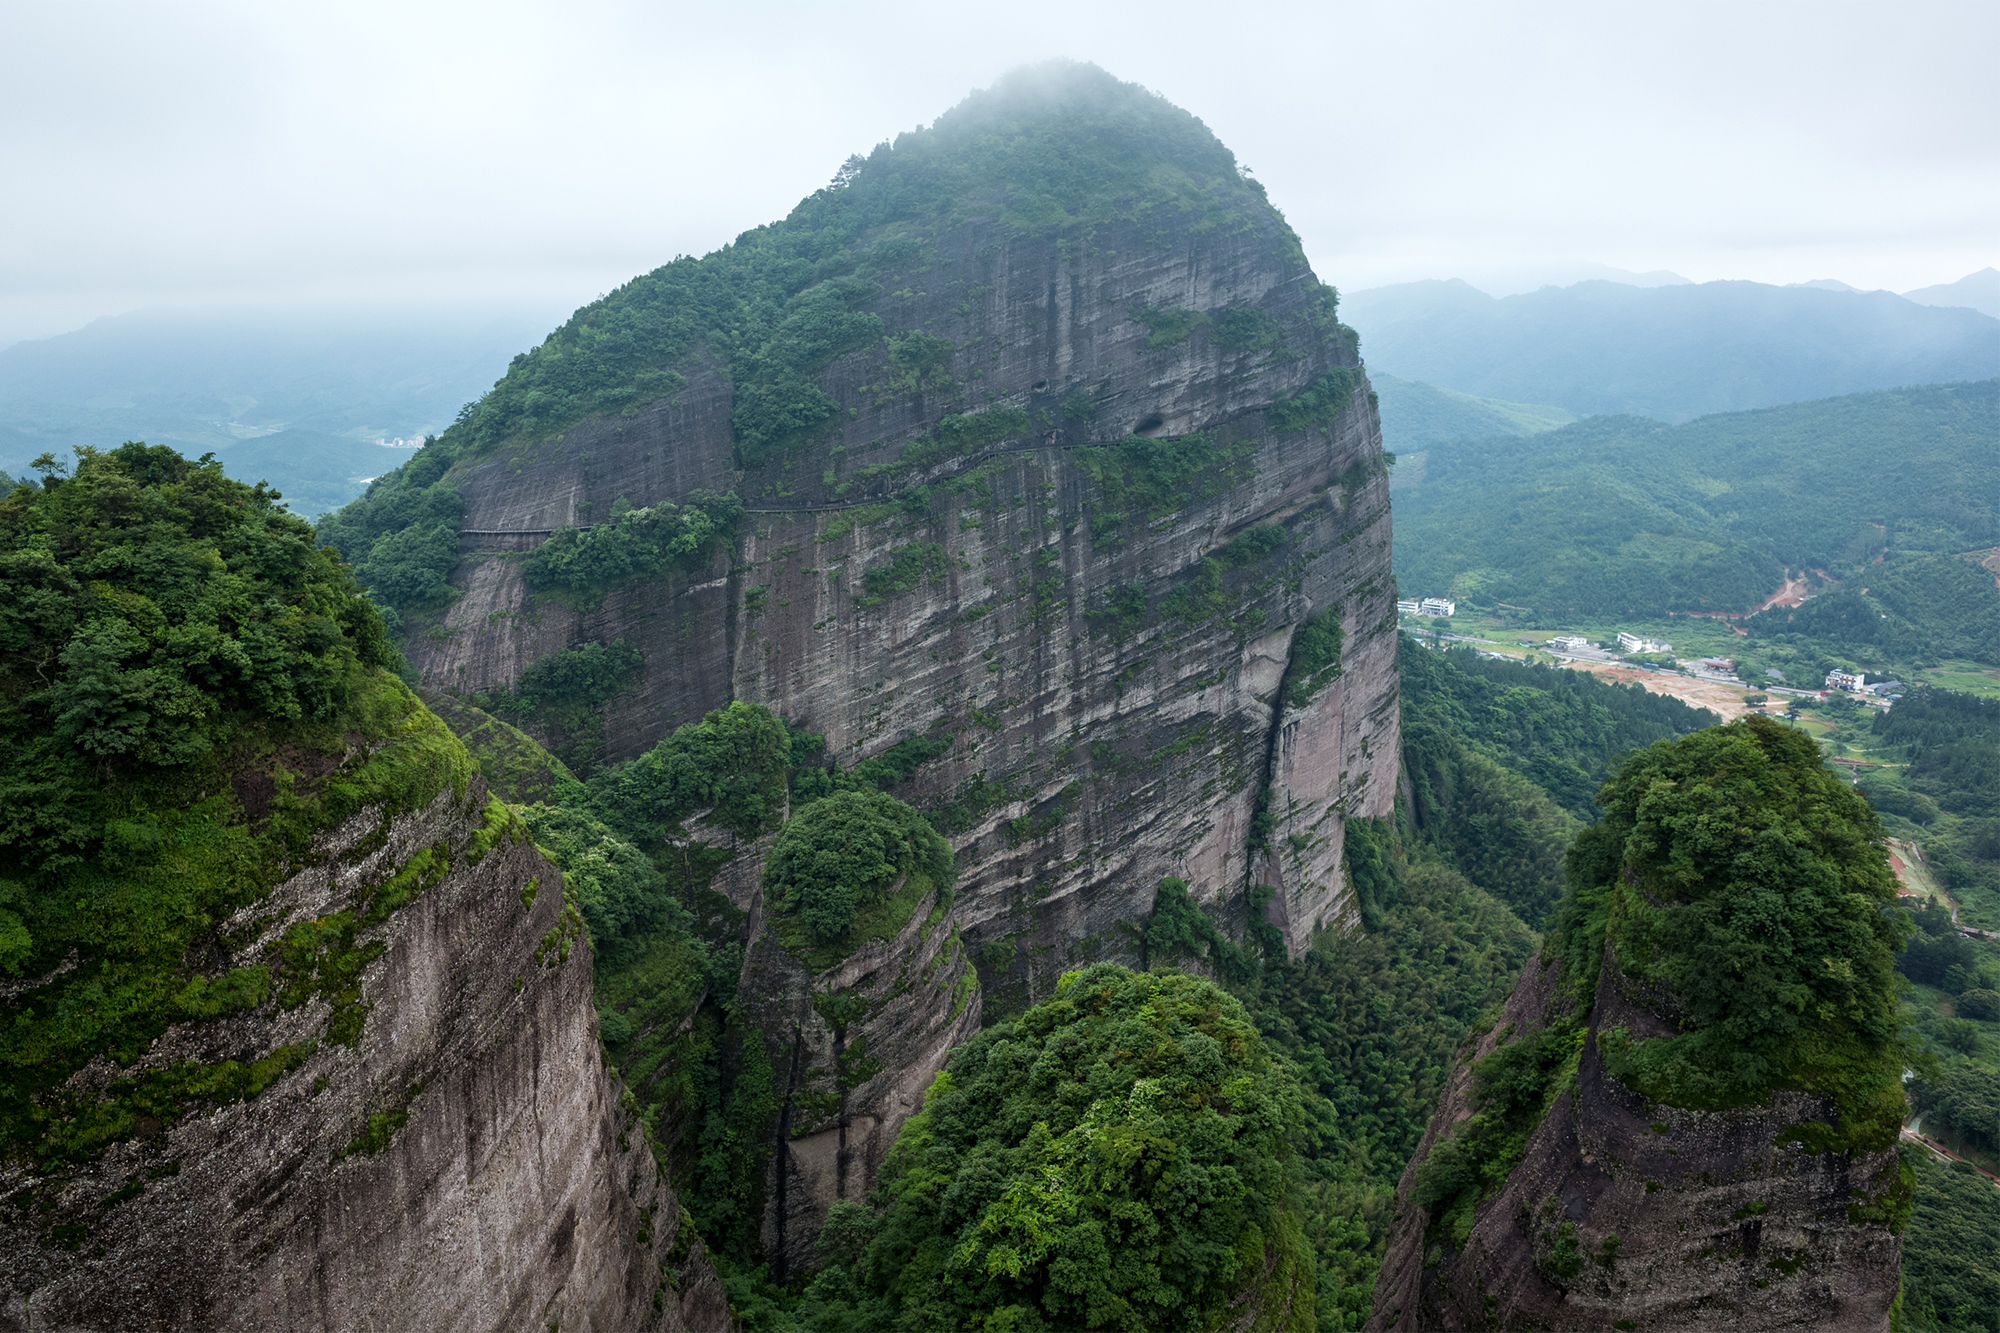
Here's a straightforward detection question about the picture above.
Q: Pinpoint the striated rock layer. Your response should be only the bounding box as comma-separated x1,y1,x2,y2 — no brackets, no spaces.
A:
1368,949,1903,1332
401,79,1399,1270
0,768,726,1333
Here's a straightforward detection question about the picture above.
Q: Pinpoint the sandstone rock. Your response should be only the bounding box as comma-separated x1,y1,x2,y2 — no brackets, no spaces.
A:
402,176,1399,1268
0,772,724,1333
1368,949,1903,1332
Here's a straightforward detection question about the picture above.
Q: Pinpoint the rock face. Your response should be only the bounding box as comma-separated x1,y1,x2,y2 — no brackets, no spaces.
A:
1368,949,1903,1332
737,877,983,1277
398,74,1399,1275
0,767,727,1332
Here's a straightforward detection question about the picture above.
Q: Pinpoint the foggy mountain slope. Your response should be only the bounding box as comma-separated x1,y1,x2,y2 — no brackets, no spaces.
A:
1345,277,2000,421
1904,267,2000,320
1369,372,1574,452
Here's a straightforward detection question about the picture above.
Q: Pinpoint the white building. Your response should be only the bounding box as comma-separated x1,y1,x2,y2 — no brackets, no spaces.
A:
1397,599,1421,616
1616,632,1670,654
1547,636,1590,652
1826,669,1865,692
1419,597,1456,617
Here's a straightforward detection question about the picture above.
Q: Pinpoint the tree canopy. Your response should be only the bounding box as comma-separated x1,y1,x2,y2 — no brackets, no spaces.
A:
796,964,1310,1332
0,444,397,875
762,789,952,945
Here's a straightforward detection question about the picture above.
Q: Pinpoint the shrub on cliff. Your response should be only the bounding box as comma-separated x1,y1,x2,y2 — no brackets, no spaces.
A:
1553,714,1910,1146
586,700,793,843
521,492,742,598
763,789,952,946
796,964,1311,1332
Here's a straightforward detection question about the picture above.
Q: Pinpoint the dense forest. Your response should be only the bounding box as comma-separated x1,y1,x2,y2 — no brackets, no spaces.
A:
1391,379,1999,634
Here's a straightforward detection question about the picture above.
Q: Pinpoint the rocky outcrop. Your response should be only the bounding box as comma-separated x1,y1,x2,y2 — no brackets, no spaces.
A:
0,766,726,1332
1368,949,1903,1332
738,878,982,1277
401,78,1399,1268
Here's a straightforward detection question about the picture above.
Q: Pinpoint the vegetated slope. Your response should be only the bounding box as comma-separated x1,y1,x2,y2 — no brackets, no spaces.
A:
1861,688,2000,930
1900,1155,2000,1333
0,447,716,1328
1343,277,2000,421
1368,372,1573,452
0,303,553,505
1373,716,1912,1330
1393,378,2000,625
1856,691,2000,1333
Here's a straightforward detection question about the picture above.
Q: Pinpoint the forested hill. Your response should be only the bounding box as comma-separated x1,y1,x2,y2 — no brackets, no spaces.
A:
1393,378,1999,634
1343,277,2000,421
1368,373,1573,451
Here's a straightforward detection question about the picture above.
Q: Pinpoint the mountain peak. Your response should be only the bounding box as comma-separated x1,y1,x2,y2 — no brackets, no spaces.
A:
1903,266,2000,319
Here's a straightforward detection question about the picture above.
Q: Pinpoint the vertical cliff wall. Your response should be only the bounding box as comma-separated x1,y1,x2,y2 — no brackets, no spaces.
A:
0,728,726,1331
358,65,1399,1271
408,186,1398,963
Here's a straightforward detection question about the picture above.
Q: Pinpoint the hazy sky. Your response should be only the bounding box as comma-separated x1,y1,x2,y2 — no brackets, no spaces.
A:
3,0,1995,347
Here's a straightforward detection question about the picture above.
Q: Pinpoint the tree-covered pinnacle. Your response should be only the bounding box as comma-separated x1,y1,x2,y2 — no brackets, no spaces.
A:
792,964,1311,1331
1555,714,1910,1142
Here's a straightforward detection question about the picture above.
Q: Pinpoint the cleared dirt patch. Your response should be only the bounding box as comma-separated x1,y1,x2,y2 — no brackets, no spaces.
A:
1559,660,1753,719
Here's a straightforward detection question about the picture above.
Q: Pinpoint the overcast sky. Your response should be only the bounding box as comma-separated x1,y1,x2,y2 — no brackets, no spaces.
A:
3,0,1994,347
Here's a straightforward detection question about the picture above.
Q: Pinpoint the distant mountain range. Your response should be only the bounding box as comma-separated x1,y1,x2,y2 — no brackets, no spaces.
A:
0,303,557,513
1345,275,2000,421
1902,266,2000,319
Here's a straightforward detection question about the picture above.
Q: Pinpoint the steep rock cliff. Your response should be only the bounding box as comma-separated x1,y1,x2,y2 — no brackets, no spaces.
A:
1368,950,1903,1331
345,64,1399,1274
0,713,727,1332
1369,717,1910,1331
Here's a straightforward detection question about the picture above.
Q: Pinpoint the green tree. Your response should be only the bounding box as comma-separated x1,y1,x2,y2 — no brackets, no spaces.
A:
836,965,1311,1332
762,789,952,944
586,700,793,844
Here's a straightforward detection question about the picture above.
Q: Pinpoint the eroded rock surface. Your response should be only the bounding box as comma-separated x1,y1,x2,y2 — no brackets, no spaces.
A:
1369,951,1903,1332
0,775,726,1333
404,121,1398,1267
